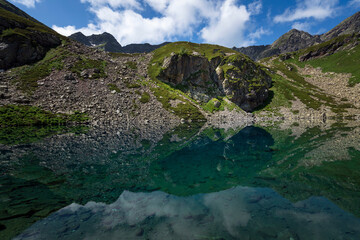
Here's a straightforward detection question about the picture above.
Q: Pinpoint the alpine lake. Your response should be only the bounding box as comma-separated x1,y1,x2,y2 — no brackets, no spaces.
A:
1,120,360,240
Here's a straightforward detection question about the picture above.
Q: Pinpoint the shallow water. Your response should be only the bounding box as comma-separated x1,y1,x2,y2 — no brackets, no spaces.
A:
1,123,360,239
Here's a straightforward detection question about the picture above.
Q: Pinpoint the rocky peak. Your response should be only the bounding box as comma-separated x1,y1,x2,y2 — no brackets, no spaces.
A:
235,29,321,61
68,32,91,46
321,11,360,42
271,29,322,53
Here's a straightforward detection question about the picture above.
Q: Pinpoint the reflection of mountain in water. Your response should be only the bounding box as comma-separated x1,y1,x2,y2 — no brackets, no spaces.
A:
150,126,274,195
15,186,360,240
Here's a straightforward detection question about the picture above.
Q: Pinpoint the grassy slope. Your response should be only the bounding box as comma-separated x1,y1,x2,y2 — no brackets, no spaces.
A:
256,35,360,115
288,34,360,86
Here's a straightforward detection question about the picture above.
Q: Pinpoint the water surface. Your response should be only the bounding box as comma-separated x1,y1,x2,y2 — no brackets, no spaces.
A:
1,122,360,239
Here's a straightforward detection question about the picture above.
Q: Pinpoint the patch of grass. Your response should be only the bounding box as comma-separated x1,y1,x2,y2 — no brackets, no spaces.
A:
151,83,205,121
0,105,88,127
71,57,107,79
126,61,137,70
286,34,360,86
202,97,243,113
0,7,62,38
270,60,347,112
304,44,360,86
126,82,141,88
108,83,121,93
12,46,69,93
139,92,150,103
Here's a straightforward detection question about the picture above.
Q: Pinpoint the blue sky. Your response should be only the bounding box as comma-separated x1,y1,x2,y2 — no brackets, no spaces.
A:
9,0,360,47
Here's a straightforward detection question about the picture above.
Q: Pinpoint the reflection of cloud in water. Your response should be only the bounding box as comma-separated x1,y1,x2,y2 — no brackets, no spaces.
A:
15,187,360,240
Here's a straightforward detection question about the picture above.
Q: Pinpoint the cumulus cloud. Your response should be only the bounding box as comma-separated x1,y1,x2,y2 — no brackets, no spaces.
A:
200,0,251,47
53,0,260,47
274,0,339,23
10,0,41,8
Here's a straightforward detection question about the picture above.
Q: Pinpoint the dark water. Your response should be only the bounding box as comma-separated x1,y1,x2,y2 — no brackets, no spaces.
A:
1,123,360,239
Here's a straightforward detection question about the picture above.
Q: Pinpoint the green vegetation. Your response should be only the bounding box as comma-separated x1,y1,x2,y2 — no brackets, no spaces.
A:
148,42,239,81
203,97,243,113
0,7,62,38
71,57,107,79
0,105,88,127
139,92,150,103
126,82,141,88
151,83,205,121
126,61,137,70
286,34,360,86
261,59,354,114
108,83,121,93
12,46,69,93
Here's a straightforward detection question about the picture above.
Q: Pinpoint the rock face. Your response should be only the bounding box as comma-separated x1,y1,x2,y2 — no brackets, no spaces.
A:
299,34,360,61
158,53,271,112
321,11,360,42
0,7,61,70
69,31,170,53
235,29,321,61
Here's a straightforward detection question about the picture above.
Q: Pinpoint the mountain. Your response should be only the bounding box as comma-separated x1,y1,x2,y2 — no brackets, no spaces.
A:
0,0,61,70
0,0,40,24
235,29,321,61
69,32,122,52
69,31,169,53
321,11,360,42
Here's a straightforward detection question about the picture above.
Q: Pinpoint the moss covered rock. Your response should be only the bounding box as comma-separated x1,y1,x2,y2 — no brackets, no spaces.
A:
152,42,272,112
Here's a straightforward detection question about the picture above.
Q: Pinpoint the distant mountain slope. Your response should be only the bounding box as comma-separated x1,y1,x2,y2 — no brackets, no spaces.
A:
0,0,62,70
321,11,360,42
236,11,360,61
0,0,41,24
235,29,321,61
69,31,169,53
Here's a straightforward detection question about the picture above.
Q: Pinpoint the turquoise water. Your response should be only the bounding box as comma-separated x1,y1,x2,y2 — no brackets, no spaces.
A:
1,123,360,239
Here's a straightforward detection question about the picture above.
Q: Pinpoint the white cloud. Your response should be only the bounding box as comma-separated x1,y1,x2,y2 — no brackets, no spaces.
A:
248,0,262,15
274,0,339,23
53,0,260,47
200,0,251,47
349,0,360,7
10,0,41,8
292,22,311,32
80,0,141,9
248,27,271,40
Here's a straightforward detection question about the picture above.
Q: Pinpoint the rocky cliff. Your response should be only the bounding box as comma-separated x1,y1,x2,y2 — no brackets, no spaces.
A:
152,43,272,112
0,2,61,70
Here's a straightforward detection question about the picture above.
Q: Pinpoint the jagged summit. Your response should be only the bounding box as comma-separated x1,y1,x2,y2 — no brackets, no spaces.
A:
69,32,122,52
321,11,360,41
235,11,360,61
69,31,169,53
271,29,321,52
235,28,321,61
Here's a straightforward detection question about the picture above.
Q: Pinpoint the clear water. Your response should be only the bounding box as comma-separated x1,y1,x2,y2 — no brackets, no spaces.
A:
1,123,360,239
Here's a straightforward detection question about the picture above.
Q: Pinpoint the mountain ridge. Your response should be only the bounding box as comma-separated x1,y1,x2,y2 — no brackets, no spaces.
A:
69,31,170,53
235,11,360,61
